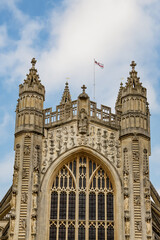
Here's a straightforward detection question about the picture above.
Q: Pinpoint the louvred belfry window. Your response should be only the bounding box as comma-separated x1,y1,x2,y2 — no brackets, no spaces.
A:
49,156,114,240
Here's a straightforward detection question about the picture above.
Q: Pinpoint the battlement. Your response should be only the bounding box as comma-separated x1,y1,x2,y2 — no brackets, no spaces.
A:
44,100,120,129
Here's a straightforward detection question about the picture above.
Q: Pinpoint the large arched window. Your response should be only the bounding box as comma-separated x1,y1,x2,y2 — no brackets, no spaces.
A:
49,155,114,240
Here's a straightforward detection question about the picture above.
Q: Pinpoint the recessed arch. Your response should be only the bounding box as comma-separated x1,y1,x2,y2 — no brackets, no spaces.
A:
37,146,123,240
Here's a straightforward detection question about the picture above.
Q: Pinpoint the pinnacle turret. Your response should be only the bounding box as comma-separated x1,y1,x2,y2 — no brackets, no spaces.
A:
60,82,72,104
16,58,45,135
125,61,141,88
19,58,45,98
24,58,41,86
115,82,123,113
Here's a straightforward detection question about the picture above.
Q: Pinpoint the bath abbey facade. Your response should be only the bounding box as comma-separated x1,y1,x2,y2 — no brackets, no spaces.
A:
0,59,160,240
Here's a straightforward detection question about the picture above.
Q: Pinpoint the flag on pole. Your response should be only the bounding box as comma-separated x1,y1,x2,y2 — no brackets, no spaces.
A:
94,59,104,69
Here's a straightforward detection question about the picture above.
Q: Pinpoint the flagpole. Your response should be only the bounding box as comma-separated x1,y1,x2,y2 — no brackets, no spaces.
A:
94,59,95,100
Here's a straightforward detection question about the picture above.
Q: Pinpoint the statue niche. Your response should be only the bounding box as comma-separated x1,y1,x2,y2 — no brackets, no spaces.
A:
78,108,88,134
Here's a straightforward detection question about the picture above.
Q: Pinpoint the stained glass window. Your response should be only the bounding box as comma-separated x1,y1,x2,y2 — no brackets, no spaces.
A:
50,192,57,220
59,225,66,239
49,224,56,240
49,156,114,239
78,225,85,240
107,193,114,220
89,193,96,220
68,225,75,239
69,192,75,219
107,225,114,240
89,225,96,240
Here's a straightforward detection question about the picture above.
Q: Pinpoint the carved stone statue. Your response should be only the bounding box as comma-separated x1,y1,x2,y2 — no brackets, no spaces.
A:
146,220,151,235
136,221,142,231
21,192,28,204
125,221,130,235
31,217,36,233
20,219,26,230
22,168,27,179
24,145,30,155
124,195,129,211
78,108,88,134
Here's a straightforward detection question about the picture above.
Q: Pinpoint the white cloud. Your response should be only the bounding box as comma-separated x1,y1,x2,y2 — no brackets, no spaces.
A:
0,25,8,48
150,145,160,191
0,112,12,144
0,0,160,112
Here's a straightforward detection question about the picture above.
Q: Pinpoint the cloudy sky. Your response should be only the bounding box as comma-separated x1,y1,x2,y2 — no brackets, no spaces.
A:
0,0,160,200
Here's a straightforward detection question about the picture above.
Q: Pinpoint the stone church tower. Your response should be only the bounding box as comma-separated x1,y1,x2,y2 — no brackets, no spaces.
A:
0,59,160,240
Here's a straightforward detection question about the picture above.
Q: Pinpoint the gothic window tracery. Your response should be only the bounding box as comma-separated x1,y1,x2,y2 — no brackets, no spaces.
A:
49,155,114,239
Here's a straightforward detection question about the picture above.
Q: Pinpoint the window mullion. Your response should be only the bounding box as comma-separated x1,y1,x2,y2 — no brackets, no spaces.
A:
96,172,98,240
56,191,60,240
66,191,69,240
75,157,79,239
86,156,89,239
105,192,107,239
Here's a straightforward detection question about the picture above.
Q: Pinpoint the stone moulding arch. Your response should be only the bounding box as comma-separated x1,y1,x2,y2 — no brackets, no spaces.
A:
37,146,123,240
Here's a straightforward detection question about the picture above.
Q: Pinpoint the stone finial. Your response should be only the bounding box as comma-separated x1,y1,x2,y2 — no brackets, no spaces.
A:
124,61,142,89
60,82,72,104
81,85,87,93
78,84,89,99
130,61,136,71
31,58,37,69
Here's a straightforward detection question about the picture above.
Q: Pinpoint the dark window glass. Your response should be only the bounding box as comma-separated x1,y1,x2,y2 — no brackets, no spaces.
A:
107,193,114,220
107,225,114,240
49,224,56,240
89,160,92,177
89,193,96,220
59,192,67,219
83,157,86,163
60,176,63,188
102,177,105,188
69,176,72,188
98,193,105,220
64,176,67,188
83,167,86,174
83,177,86,188
59,225,66,240
79,177,82,188
56,176,59,187
78,225,85,240
93,176,96,188
93,162,96,171
98,225,105,240
69,192,75,219
106,177,109,189
89,225,96,240
73,160,76,177
50,192,58,219
80,166,82,174
98,178,100,188
79,193,86,219
68,225,75,239
69,162,72,171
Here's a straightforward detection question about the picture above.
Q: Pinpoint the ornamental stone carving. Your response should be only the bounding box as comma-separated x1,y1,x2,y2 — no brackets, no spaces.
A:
41,124,120,176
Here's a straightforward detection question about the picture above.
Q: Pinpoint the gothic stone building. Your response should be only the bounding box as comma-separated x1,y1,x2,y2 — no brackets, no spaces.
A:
0,59,160,240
